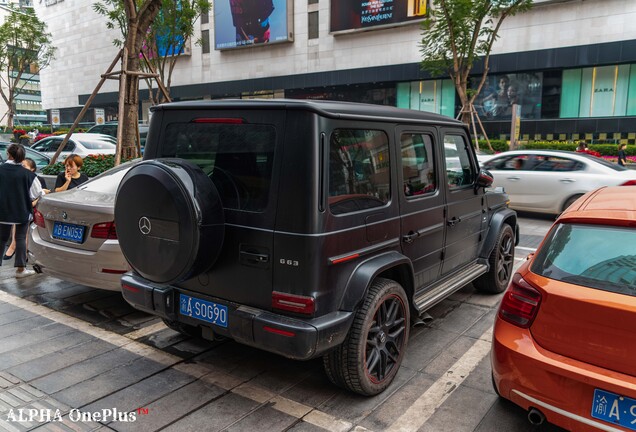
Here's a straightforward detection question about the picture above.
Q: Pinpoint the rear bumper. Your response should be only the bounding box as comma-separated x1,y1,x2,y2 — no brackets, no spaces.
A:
121,273,354,360
29,225,129,291
492,317,636,432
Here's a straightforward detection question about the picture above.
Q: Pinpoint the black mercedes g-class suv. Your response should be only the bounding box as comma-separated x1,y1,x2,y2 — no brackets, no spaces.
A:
114,99,517,396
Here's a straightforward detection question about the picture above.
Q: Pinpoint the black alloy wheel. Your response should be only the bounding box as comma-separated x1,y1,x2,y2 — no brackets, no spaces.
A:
323,278,410,396
474,224,515,294
366,293,407,383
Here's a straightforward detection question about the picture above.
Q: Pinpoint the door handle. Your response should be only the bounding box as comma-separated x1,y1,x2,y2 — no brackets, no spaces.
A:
240,251,269,264
560,178,575,183
402,231,419,244
447,217,461,227
507,176,521,181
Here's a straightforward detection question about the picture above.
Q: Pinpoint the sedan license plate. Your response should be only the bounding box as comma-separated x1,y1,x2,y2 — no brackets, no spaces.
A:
52,221,86,244
591,389,636,430
179,294,228,328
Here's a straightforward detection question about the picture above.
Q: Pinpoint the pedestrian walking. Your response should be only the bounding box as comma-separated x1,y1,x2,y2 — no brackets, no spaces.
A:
0,143,42,278
618,143,628,167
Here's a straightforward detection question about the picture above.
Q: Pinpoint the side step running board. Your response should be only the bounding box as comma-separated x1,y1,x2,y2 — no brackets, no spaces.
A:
413,263,488,313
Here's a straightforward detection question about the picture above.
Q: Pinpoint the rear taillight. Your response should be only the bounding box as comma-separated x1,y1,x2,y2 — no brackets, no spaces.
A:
33,208,45,228
91,221,117,239
620,180,636,186
272,291,315,315
498,273,541,328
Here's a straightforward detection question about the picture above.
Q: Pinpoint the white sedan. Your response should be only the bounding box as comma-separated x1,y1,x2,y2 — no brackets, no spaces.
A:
481,150,636,214
31,133,117,159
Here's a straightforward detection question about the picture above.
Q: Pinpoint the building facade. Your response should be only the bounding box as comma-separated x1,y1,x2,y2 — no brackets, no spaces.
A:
0,0,45,126
34,0,636,141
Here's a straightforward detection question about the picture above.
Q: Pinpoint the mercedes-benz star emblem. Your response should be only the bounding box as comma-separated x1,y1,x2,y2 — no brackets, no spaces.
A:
138,217,152,235
61,211,67,220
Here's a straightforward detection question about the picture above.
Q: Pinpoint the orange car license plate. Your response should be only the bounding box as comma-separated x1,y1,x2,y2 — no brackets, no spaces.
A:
591,389,636,430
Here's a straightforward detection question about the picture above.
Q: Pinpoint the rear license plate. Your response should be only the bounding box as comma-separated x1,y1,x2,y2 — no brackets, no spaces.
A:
591,389,636,430
179,294,228,328
52,221,86,244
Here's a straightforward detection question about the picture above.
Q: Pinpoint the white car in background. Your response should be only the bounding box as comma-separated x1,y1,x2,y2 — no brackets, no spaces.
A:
481,150,636,214
30,133,117,159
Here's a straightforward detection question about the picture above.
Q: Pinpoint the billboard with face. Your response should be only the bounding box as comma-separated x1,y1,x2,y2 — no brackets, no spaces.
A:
214,0,292,50
330,0,427,33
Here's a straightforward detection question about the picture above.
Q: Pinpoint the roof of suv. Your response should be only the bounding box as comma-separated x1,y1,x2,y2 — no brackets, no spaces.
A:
558,186,636,226
150,99,462,126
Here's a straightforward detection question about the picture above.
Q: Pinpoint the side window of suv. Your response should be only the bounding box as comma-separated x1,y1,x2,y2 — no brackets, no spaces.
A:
329,129,390,215
444,134,475,189
401,133,436,197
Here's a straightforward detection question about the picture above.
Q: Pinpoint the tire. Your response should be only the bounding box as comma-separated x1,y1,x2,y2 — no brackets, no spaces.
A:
562,194,583,212
162,319,201,338
114,159,225,284
474,224,515,294
322,278,410,396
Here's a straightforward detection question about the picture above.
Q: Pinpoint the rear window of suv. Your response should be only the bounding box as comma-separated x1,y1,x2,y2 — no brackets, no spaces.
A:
161,122,276,212
531,223,636,296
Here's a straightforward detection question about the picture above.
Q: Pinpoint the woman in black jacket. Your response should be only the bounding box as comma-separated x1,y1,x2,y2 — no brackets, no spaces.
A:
0,144,42,278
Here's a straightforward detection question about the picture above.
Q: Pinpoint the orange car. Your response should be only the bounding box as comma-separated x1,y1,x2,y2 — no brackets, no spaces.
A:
492,186,636,431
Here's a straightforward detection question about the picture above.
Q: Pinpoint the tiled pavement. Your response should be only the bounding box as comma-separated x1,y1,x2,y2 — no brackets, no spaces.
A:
0,215,561,432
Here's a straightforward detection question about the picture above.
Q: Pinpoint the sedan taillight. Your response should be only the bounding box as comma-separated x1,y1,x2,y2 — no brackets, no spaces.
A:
498,273,541,329
91,221,117,240
33,208,45,228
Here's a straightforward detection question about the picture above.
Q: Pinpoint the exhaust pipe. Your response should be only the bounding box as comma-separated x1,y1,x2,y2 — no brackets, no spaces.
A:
528,407,545,426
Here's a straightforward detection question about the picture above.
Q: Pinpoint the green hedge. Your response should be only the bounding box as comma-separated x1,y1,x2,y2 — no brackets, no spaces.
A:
42,154,129,178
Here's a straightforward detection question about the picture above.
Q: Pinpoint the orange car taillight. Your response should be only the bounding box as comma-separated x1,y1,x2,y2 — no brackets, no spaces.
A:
91,221,117,240
272,291,315,315
498,273,541,329
33,208,45,228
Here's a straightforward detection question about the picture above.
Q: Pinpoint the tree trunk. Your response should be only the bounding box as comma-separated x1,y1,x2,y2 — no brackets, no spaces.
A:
122,52,141,160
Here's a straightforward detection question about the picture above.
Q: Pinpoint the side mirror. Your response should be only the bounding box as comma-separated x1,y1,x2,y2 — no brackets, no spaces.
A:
475,169,494,189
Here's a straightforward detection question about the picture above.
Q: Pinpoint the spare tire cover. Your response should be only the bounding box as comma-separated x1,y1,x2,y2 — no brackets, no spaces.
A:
115,159,224,284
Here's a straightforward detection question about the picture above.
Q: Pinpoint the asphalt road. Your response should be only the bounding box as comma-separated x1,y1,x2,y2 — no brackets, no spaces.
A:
0,214,565,432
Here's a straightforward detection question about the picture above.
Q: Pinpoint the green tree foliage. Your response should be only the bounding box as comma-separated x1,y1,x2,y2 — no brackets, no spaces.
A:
142,0,209,104
93,0,209,105
91,0,163,160
420,0,532,124
0,6,55,128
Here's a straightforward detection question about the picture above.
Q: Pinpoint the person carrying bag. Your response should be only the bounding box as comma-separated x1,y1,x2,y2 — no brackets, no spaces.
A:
0,144,42,278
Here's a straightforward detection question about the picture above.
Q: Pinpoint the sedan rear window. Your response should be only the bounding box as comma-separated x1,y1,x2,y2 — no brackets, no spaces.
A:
531,223,636,296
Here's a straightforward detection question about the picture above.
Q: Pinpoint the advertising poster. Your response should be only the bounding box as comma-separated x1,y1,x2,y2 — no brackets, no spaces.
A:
473,73,543,120
51,109,60,126
214,0,291,50
94,108,105,125
330,0,427,33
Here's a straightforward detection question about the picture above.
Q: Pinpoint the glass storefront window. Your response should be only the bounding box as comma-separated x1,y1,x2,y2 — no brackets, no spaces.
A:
397,80,455,118
563,64,633,118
